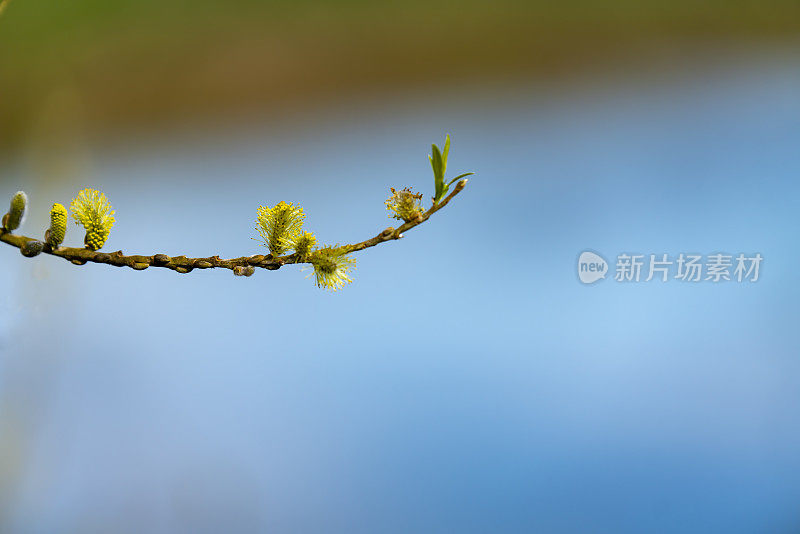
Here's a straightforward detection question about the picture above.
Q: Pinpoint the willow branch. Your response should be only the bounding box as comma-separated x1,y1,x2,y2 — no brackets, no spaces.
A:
342,178,467,254
0,180,468,276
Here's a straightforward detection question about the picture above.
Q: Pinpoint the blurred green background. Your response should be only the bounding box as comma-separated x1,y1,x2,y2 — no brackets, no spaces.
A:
2,0,800,153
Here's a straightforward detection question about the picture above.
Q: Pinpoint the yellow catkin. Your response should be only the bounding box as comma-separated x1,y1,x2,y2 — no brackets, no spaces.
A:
70,188,115,251
292,231,317,259
255,201,305,256
309,246,356,291
46,203,68,247
385,187,424,222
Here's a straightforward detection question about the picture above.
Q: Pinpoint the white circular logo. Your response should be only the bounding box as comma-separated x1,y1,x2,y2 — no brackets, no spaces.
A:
578,251,607,284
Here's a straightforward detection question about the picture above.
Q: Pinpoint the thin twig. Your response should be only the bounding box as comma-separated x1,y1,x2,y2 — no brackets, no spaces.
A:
0,180,468,275
342,178,467,254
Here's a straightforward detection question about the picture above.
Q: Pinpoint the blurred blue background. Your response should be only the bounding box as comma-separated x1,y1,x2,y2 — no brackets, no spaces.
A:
1,3,800,532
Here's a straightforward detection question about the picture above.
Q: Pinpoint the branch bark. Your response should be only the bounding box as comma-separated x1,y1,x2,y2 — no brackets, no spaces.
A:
0,180,468,276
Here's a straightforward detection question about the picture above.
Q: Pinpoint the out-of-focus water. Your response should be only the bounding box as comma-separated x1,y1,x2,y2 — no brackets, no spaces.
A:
1,51,799,533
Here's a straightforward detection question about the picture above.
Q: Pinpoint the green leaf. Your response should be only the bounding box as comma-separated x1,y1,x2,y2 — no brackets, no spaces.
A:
447,172,474,186
431,144,444,200
442,134,451,176
431,145,443,180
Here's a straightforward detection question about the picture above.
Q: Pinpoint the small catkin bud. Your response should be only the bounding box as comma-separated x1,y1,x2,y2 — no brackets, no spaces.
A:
232,265,255,277
233,265,254,276
20,240,44,257
46,203,68,247
152,254,170,266
4,191,27,231
385,187,424,223
292,231,317,260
